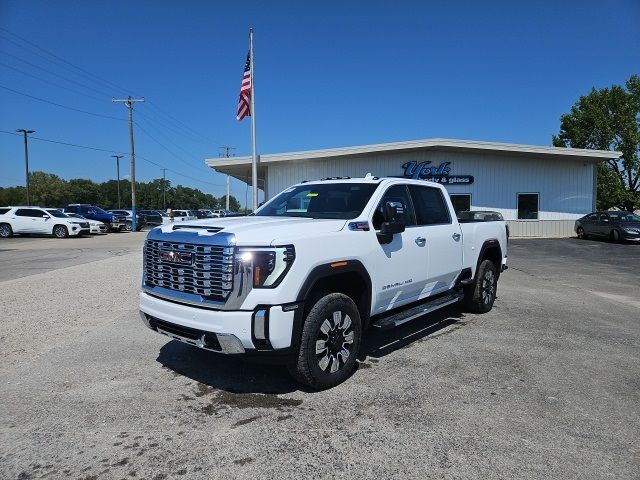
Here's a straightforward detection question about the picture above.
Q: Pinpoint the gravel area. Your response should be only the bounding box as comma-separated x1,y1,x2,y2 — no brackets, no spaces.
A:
0,235,638,479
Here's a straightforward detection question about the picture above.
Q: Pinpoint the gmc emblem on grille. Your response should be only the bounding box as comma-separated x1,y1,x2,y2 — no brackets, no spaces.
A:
158,250,193,265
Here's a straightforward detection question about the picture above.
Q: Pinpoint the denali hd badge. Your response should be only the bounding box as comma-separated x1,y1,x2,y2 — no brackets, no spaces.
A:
159,250,194,265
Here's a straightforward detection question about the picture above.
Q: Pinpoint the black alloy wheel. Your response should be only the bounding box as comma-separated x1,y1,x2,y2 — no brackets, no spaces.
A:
288,293,362,389
464,259,498,314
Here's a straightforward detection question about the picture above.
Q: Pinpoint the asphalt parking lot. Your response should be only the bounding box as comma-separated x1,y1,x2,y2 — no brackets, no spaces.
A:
1,234,638,479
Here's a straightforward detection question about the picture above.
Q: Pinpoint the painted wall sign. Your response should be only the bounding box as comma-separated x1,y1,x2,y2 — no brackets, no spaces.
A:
402,161,475,185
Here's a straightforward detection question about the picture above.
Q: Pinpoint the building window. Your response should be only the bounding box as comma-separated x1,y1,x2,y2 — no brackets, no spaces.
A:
449,194,471,214
517,193,539,220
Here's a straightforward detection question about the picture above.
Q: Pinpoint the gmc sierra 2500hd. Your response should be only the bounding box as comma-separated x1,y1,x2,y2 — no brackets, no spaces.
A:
139,175,508,388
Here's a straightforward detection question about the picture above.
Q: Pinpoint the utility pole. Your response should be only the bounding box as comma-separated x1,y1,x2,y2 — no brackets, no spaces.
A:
112,96,144,231
219,146,235,211
161,168,167,210
16,129,35,206
111,155,124,209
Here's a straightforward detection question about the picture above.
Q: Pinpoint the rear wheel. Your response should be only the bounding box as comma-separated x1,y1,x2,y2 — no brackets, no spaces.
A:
0,223,12,238
53,225,69,239
124,221,133,232
288,293,362,389
464,259,498,313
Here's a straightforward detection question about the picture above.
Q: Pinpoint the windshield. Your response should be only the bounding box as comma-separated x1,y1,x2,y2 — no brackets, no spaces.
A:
255,183,378,219
46,209,69,218
91,206,108,214
609,212,640,222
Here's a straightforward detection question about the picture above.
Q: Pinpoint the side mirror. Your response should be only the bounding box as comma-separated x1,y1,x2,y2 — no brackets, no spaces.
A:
602,218,609,223
377,201,406,244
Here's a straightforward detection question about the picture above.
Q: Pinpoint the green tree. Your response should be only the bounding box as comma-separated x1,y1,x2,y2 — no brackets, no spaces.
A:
553,75,640,211
29,172,68,206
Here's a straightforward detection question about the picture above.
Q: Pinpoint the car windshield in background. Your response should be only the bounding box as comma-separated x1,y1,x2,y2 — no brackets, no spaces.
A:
255,183,378,219
609,213,640,222
46,209,68,218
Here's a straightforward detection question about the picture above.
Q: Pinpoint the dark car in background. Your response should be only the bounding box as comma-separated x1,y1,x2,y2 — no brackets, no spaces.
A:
575,211,640,242
64,204,127,232
138,210,163,227
109,210,145,231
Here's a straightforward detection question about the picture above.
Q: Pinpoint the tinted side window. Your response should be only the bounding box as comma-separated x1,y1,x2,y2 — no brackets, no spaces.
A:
372,185,415,230
0,208,10,215
586,213,598,221
15,209,43,217
409,185,451,225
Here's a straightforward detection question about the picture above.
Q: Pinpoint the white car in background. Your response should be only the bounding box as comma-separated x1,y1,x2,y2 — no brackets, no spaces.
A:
171,210,197,221
0,206,89,238
62,212,108,234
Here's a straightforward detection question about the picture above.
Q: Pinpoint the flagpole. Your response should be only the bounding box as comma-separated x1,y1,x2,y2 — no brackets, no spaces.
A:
249,27,258,211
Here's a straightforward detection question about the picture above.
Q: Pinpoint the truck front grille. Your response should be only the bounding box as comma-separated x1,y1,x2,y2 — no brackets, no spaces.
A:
144,240,234,301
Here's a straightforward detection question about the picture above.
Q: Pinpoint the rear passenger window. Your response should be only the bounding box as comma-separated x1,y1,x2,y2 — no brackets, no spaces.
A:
0,208,10,215
409,185,451,225
16,209,39,217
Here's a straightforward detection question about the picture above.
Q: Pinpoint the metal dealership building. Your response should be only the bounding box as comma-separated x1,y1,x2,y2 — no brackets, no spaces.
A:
206,138,620,238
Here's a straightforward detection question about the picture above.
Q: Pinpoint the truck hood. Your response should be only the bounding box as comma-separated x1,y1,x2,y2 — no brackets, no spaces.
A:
156,216,348,245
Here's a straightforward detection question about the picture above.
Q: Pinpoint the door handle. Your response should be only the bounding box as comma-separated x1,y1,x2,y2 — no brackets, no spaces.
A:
452,233,461,241
415,237,426,246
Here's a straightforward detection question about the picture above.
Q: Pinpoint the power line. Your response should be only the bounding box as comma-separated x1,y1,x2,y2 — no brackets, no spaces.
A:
146,100,218,145
0,28,135,96
0,83,124,121
0,49,113,98
134,121,211,174
0,60,106,102
135,109,214,149
0,130,224,188
0,129,126,153
0,27,217,152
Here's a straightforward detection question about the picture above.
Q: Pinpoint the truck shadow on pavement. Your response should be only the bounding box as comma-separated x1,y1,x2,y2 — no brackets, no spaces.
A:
156,305,468,395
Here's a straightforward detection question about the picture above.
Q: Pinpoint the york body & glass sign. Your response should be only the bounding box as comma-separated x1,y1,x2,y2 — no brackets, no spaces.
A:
402,161,474,185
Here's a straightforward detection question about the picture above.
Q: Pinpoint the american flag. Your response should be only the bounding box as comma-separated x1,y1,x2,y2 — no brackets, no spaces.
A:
236,52,251,121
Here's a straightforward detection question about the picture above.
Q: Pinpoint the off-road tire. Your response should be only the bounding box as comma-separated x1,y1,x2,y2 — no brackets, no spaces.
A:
0,223,12,238
288,293,362,390
53,225,69,239
464,259,498,314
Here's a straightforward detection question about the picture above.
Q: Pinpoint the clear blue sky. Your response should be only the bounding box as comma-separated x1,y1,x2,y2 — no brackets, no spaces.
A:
1,0,638,206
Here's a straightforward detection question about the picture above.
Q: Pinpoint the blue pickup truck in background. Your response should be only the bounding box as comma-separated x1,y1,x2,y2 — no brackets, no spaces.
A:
63,204,127,232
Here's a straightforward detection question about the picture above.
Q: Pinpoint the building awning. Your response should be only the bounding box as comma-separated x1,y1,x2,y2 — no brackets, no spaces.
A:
204,138,621,186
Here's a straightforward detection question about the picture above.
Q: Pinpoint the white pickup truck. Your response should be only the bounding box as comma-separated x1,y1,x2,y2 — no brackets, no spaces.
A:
139,176,508,388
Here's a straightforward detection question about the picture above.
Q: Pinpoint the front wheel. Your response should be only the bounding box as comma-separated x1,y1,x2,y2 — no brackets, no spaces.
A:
464,259,498,313
577,227,586,239
53,225,69,239
124,221,133,232
288,293,362,389
611,229,621,242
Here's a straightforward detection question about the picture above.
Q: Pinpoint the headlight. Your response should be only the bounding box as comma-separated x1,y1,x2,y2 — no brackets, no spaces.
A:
623,227,638,234
236,246,295,288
